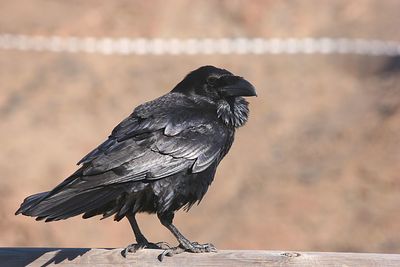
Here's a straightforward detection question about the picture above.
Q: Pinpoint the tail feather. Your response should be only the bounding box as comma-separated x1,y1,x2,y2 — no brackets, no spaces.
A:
22,189,77,217
16,184,126,222
45,188,122,222
15,192,48,215
15,165,141,221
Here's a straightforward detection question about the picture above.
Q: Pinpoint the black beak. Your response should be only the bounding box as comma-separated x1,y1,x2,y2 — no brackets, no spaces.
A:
219,76,257,97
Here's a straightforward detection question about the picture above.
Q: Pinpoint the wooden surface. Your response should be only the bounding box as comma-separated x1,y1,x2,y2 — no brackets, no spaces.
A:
1,248,400,267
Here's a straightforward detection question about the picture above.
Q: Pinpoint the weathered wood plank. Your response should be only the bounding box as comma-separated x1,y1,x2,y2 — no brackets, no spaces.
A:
1,248,400,267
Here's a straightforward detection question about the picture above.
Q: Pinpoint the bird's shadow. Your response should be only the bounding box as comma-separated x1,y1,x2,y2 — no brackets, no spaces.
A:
1,247,92,266
40,248,91,266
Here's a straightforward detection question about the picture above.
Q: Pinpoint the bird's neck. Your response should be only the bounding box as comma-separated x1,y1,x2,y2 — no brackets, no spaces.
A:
217,97,249,128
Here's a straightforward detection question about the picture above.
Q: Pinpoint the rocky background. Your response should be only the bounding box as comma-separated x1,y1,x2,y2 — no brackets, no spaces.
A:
1,0,400,253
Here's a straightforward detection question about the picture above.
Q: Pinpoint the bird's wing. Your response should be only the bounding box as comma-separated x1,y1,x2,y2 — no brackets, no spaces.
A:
75,93,230,187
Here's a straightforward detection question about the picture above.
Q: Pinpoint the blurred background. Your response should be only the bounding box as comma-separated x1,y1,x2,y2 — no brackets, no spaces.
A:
1,0,400,253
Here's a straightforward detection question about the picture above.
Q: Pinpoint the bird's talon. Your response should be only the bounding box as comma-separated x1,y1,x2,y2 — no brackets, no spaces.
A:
122,243,145,257
123,241,171,257
158,250,168,262
158,246,186,261
155,241,171,249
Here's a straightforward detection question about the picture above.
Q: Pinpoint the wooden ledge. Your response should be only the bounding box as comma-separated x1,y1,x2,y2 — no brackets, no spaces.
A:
1,247,400,266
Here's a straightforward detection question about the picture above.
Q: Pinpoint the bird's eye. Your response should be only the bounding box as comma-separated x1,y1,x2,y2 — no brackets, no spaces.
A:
207,76,218,86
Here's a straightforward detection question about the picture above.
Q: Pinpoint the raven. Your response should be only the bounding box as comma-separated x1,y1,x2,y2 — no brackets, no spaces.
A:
16,65,257,258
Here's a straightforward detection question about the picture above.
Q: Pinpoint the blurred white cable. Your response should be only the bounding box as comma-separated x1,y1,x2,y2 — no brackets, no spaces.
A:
0,34,399,56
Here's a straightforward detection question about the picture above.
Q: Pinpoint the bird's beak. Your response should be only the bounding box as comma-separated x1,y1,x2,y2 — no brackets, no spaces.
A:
219,76,257,97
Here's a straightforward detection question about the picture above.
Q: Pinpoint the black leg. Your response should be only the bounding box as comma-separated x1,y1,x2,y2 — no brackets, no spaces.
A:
157,212,216,260
127,212,148,244
122,213,170,257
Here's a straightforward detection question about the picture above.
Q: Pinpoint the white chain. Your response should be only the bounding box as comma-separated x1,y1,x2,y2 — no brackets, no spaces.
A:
0,34,399,56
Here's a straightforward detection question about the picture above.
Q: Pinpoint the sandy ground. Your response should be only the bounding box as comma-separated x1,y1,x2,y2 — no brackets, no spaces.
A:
1,1,400,253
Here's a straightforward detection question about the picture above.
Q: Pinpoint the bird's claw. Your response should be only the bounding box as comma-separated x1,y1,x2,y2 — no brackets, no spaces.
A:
158,245,186,261
122,241,172,257
122,243,144,257
158,242,217,261
154,241,172,250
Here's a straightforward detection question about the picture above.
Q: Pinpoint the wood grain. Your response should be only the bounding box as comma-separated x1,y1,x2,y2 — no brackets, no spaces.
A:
1,248,400,267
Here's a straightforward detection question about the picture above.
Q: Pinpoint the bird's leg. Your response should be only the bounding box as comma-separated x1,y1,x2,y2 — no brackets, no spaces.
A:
122,213,170,257
157,212,216,260
128,212,148,244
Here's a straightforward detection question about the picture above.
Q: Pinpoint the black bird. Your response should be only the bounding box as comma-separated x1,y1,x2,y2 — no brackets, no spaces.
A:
16,65,257,258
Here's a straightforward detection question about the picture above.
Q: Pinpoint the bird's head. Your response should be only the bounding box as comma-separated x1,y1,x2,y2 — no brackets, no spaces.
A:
172,65,257,127
172,65,257,101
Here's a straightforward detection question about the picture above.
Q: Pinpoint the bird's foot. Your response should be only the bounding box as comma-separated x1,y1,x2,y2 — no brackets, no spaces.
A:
185,242,217,253
122,241,171,257
158,242,217,261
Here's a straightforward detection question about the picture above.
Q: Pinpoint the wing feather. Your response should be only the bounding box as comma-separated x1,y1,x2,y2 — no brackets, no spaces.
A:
75,93,231,187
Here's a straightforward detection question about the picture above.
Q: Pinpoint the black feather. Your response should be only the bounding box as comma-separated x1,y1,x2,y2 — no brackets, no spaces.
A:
16,66,256,243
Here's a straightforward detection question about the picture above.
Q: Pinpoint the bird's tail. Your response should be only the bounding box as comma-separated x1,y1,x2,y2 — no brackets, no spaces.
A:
15,176,125,222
